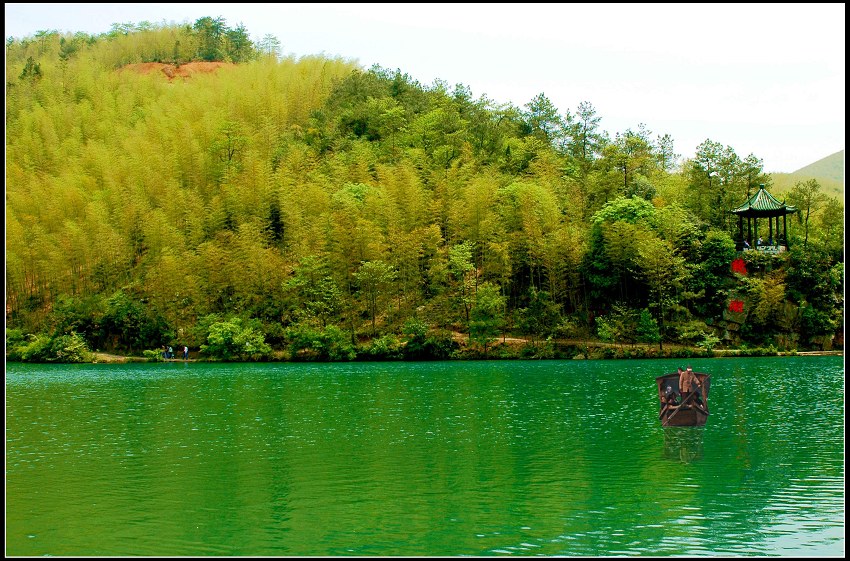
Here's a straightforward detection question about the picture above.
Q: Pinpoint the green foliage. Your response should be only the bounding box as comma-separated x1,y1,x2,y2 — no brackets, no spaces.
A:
518,339,556,359
401,318,429,359
354,260,395,335
5,328,28,361
192,17,256,63
200,317,271,360
361,334,404,360
399,319,458,360
469,282,506,352
100,291,173,353
699,229,737,276
3,20,843,358
423,330,460,360
516,287,562,342
786,178,827,246
143,349,165,362
551,316,586,340
19,56,42,81
285,324,356,361
285,255,343,327
448,241,475,279
799,303,838,342
595,316,616,344
674,319,714,345
15,332,92,363
785,245,841,307
50,294,106,349
696,332,721,352
595,303,641,345
743,272,787,328
688,229,737,317
591,196,657,227
654,204,701,256
636,309,661,344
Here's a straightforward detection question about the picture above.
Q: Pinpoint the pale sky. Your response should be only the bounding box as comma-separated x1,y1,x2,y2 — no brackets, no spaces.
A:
5,3,845,173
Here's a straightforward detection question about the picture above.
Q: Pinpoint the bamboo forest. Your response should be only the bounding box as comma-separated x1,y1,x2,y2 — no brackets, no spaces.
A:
5,18,845,362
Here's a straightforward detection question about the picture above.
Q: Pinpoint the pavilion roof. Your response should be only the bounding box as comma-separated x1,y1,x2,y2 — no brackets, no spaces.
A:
730,185,798,217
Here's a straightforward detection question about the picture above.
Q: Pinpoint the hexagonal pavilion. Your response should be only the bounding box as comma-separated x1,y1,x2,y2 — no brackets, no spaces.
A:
730,184,799,252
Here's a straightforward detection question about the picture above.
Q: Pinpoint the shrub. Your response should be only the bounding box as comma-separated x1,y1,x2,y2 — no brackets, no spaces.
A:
143,349,165,362
423,329,458,360
201,317,271,360
696,332,721,352
361,334,404,360
18,332,92,363
6,328,27,361
519,340,555,359
286,324,356,361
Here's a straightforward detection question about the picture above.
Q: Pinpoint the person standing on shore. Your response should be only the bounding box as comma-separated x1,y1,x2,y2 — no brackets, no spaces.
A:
183,346,189,360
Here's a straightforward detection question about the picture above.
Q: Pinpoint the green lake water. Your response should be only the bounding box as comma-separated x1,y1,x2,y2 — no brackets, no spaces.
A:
5,356,844,556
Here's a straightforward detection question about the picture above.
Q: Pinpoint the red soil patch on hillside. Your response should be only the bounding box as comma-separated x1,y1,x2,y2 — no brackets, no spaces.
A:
121,61,233,81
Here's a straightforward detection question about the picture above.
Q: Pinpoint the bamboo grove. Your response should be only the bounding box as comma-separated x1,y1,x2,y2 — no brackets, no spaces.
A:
5,19,844,361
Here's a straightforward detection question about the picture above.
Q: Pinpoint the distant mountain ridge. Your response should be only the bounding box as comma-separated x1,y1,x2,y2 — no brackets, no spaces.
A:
791,150,844,183
770,150,844,200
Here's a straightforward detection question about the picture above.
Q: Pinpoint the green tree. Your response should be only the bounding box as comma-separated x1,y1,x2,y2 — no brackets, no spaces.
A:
193,16,227,61
738,154,770,198
816,196,844,258
210,120,248,180
224,23,255,63
100,290,173,353
524,92,564,145
19,56,42,81
596,303,638,347
17,331,92,363
257,33,281,58
693,229,737,319
568,101,604,174
635,233,685,349
354,260,395,336
285,323,356,361
636,308,661,345
786,178,827,247
687,139,724,224
745,272,787,329
285,255,343,327
448,241,477,330
201,317,271,360
602,124,657,200
655,133,679,173
469,281,506,355
516,287,561,344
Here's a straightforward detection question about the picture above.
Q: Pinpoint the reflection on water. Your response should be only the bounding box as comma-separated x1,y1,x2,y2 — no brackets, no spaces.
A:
663,427,704,463
5,357,845,556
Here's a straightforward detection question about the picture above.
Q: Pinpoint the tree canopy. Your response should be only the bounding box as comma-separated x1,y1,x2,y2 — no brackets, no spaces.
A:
5,18,844,360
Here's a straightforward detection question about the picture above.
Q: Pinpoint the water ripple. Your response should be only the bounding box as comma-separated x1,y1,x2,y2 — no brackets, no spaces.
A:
5,357,844,556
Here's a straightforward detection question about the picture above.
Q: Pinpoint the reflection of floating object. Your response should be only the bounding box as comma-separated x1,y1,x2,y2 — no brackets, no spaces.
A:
656,371,711,427
663,427,704,463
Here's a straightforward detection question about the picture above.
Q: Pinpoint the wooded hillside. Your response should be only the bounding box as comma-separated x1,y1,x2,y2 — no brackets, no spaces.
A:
5,19,844,361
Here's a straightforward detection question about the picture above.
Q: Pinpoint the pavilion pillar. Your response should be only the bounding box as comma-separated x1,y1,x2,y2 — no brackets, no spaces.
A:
783,214,789,248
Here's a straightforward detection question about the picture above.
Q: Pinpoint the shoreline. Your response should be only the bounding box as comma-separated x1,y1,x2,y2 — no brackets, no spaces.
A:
89,349,843,364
